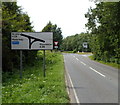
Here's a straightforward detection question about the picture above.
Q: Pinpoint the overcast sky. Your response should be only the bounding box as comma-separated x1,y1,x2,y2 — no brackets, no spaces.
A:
17,0,96,38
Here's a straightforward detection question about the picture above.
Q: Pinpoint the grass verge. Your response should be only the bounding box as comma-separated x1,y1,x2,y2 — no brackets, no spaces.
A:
2,51,69,103
89,55,120,69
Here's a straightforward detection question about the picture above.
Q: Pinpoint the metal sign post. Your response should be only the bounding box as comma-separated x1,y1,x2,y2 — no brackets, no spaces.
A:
43,50,46,77
11,32,53,78
20,50,22,79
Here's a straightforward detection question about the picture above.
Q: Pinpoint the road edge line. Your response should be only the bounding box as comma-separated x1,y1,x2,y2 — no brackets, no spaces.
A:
65,71,70,95
63,54,80,104
67,69,80,104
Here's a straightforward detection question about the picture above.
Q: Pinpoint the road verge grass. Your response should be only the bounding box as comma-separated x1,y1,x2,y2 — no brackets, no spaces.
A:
2,51,69,103
89,55,120,69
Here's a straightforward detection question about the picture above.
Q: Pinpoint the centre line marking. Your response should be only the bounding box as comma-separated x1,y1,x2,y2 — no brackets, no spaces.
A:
75,57,86,66
89,67,106,77
80,61,86,66
76,58,79,61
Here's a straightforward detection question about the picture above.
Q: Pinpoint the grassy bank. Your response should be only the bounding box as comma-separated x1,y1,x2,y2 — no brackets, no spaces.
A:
89,55,120,69
2,51,69,103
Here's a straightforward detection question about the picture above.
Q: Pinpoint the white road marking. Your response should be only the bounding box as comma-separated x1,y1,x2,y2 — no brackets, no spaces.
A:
73,56,105,78
89,67,106,77
82,55,88,57
67,69,80,104
65,74,70,95
76,58,79,61
74,56,86,66
80,61,86,66
73,55,76,58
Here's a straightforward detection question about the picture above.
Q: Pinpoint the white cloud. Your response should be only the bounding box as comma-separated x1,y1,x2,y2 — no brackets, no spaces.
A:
17,0,96,37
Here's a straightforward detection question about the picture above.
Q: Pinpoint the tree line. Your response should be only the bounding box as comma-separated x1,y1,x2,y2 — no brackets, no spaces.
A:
2,2,120,73
61,33,91,52
85,2,120,63
2,2,36,72
62,2,120,64
2,2,63,72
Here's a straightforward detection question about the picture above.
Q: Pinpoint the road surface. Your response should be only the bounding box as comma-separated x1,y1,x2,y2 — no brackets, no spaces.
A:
63,53,118,104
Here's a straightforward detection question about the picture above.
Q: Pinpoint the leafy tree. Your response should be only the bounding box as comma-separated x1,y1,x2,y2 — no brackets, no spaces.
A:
85,2,120,63
2,2,37,72
61,33,91,52
42,21,63,49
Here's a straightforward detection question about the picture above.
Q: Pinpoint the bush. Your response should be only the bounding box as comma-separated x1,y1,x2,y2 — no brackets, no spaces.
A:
72,49,77,53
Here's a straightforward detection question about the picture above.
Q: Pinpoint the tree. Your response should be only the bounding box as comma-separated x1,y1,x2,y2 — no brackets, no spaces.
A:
61,33,91,52
42,21,63,49
85,2,120,63
2,2,37,72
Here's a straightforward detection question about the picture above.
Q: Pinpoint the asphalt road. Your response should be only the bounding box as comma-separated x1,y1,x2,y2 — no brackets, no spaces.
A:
63,53,118,104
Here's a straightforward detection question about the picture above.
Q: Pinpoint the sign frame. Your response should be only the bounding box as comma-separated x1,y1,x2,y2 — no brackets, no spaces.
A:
54,41,59,49
82,42,88,48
